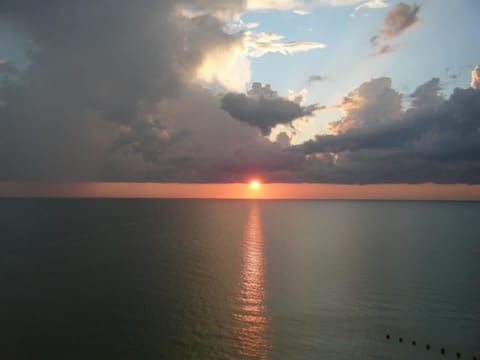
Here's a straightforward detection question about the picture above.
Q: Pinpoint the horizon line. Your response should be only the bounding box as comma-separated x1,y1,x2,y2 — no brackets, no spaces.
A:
1,182,480,201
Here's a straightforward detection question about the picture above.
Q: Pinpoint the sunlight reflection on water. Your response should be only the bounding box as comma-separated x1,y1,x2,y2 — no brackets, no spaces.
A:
234,203,270,359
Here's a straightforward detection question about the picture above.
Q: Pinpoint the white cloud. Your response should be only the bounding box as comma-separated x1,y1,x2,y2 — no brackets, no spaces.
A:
293,9,310,15
194,30,326,92
246,0,301,11
224,20,259,33
195,41,251,92
471,65,480,90
287,88,309,105
329,77,403,134
350,0,388,17
269,88,311,143
245,31,326,57
246,0,363,11
185,3,326,93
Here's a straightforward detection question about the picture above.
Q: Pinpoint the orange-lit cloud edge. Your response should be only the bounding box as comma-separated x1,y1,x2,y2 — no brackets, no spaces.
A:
1,182,480,201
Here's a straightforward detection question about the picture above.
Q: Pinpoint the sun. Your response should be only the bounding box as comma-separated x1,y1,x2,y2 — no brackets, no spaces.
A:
249,180,261,190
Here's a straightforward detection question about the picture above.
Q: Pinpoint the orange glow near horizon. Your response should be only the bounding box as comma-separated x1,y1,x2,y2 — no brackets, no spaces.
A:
1,182,480,200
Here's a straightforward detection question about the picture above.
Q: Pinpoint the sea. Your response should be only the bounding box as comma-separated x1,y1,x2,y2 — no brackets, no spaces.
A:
0,199,479,359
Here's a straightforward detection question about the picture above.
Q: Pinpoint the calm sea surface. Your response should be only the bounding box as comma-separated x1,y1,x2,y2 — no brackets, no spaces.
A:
0,199,479,359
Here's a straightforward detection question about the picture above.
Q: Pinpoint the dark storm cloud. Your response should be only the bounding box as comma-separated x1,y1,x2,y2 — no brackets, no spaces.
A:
0,0,247,117
410,78,444,109
299,78,480,183
113,123,191,164
0,0,309,183
1,0,182,120
0,0,249,180
221,82,317,136
114,85,305,183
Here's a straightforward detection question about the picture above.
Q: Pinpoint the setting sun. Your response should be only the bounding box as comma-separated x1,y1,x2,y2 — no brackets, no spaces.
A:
249,180,261,190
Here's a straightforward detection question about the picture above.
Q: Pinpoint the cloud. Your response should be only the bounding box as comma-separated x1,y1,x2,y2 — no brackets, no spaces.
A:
245,32,326,57
370,2,420,55
382,2,420,38
0,0,326,181
0,59,17,74
293,9,310,15
221,82,318,135
299,78,480,183
113,120,190,164
115,85,304,183
224,20,259,32
246,0,300,11
410,78,444,109
196,18,327,91
0,0,252,180
195,34,251,92
245,0,365,11
1,0,250,116
1,1,480,185
177,0,246,20
371,44,394,56
308,74,328,82
329,77,403,133
276,132,292,148
351,0,389,17
471,65,480,90
195,21,327,91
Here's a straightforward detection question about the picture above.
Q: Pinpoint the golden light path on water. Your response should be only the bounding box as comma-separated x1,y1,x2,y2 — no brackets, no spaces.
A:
234,203,270,359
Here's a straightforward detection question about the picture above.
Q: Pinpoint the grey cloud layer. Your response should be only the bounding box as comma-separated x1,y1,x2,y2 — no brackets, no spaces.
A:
0,59,17,74
0,0,306,183
300,77,480,183
110,85,305,182
329,77,403,133
221,83,317,135
0,0,249,180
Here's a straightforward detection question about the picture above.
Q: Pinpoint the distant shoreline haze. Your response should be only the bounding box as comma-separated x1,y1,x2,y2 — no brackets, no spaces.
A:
1,182,479,201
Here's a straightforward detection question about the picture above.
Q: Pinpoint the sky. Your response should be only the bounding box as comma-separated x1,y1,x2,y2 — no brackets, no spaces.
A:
1,0,480,197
